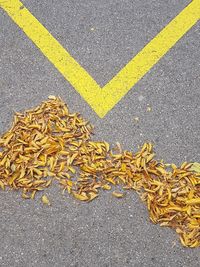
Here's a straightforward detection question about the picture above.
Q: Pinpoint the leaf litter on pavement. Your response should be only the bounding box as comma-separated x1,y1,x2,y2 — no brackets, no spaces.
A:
0,96,199,248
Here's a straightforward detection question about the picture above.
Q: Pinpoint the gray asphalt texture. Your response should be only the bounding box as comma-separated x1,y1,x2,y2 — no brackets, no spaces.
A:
0,0,200,266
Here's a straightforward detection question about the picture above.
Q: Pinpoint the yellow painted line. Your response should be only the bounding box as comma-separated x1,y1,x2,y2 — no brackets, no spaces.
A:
0,0,199,117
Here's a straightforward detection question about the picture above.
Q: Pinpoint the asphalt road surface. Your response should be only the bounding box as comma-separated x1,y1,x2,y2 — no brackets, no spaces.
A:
0,0,200,266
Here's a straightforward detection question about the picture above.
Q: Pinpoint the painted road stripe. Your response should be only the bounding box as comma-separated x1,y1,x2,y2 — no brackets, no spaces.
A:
0,0,199,117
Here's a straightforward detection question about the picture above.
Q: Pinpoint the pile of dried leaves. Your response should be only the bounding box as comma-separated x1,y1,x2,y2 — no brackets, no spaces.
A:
0,96,200,248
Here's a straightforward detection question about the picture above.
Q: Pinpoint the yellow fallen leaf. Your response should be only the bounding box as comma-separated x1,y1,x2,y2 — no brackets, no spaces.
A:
190,162,200,174
102,184,111,190
0,180,5,190
41,195,50,205
112,191,125,198
121,163,126,172
186,198,200,205
73,192,88,201
48,95,56,100
88,192,98,201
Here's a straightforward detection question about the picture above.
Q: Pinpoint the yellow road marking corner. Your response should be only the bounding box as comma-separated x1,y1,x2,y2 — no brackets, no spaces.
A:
0,0,199,117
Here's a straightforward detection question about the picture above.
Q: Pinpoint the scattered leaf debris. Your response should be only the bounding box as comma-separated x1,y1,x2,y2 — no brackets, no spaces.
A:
0,96,199,248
